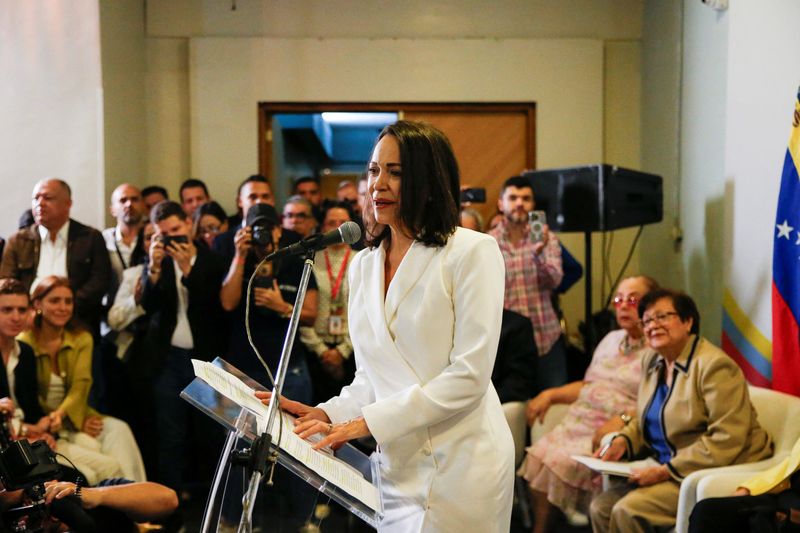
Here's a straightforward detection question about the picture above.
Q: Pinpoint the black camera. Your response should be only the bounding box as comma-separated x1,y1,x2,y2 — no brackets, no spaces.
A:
0,417,62,532
251,224,273,247
161,235,189,248
460,187,486,204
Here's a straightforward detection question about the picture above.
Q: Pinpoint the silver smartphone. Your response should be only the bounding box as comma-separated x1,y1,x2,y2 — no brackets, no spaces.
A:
528,210,546,243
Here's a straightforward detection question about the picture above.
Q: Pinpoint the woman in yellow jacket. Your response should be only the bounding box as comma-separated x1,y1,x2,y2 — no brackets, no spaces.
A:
688,429,800,532
20,275,145,485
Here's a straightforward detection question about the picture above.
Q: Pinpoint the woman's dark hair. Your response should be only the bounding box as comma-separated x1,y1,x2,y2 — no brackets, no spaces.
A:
30,275,83,333
638,288,700,335
364,121,460,248
193,200,227,226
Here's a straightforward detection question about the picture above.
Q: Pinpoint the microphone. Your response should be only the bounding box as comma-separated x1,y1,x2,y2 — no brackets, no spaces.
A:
267,221,361,260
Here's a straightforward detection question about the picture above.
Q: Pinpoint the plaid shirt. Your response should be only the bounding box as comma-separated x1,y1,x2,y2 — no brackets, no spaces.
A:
489,219,563,355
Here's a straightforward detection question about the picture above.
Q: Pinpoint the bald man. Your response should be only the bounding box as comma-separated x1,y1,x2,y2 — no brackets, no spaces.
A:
0,178,111,332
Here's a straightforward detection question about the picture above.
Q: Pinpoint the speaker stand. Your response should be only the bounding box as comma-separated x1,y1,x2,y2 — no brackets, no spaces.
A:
583,231,596,356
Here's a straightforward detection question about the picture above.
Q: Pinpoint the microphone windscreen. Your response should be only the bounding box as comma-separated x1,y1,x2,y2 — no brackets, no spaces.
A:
338,221,362,245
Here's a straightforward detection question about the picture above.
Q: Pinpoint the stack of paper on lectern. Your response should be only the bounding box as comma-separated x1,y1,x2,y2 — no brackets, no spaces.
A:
571,455,660,477
191,359,380,512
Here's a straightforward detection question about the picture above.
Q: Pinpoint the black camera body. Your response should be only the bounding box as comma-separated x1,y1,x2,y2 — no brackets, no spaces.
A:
161,235,189,248
0,439,61,491
251,224,273,247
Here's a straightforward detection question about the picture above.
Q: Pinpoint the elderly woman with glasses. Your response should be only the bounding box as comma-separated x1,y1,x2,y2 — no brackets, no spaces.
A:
590,288,773,533
520,275,658,533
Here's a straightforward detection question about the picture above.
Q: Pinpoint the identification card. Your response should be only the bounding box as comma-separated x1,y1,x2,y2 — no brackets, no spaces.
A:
328,315,345,335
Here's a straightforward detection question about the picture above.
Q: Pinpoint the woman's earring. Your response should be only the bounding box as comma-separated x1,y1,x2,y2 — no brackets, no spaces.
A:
35,309,42,316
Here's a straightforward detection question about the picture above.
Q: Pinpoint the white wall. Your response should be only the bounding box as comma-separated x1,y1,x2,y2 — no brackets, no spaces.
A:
0,1,105,237
723,0,800,339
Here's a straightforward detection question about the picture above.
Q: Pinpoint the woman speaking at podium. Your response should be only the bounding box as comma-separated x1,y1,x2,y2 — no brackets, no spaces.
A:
258,120,514,532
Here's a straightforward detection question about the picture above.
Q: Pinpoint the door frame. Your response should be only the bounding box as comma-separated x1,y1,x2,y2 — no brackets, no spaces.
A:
257,102,537,179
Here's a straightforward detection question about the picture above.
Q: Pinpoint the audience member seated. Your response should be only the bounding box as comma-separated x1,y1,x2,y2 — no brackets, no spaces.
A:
282,194,317,239
689,434,800,533
140,201,227,491
141,185,169,213
300,202,356,403
0,278,51,444
590,288,774,533
292,175,323,223
520,276,656,532
178,178,211,219
192,200,228,249
19,276,145,485
0,179,111,334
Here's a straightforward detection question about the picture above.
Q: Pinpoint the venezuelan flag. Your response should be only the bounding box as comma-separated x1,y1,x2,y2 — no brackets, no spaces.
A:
771,86,800,397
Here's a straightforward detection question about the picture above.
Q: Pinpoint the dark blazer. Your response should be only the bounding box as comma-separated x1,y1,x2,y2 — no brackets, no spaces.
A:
139,244,227,373
0,219,111,330
0,341,46,423
492,309,539,403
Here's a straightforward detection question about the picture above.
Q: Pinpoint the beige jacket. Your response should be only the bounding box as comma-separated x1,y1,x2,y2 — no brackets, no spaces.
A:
618,335,773,481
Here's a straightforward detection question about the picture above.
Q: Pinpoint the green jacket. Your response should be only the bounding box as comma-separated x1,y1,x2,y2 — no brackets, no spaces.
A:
18,328,99,430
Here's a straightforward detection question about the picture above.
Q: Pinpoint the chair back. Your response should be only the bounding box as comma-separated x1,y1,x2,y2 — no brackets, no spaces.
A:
748,385,800,454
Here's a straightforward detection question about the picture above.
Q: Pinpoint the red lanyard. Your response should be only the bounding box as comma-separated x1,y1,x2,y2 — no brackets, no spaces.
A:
324,248,351,301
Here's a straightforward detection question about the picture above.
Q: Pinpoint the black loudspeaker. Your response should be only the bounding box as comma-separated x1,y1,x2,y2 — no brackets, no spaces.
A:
523,164,663,233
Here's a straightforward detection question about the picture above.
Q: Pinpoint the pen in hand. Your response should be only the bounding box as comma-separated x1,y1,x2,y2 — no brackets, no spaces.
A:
598,441,612,459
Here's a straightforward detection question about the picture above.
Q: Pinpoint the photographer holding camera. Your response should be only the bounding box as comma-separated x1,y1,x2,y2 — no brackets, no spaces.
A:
141,201,227,493
214,178,319,529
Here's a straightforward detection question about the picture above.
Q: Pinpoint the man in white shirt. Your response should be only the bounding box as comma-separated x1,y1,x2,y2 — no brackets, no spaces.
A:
99,184,147,417
0,179,110,333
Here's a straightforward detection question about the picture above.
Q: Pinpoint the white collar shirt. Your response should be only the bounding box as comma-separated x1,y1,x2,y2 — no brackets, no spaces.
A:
33,220,70,293
170,255,197,349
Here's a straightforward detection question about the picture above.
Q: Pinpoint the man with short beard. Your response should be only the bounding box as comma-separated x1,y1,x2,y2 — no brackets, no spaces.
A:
488,175,566,393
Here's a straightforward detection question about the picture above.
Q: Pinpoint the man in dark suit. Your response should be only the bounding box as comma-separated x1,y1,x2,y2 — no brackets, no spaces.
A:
0,179,111,333
140,200,227,491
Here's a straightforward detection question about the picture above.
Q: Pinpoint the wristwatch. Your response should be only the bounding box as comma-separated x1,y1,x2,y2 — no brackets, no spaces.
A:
620,413,632,425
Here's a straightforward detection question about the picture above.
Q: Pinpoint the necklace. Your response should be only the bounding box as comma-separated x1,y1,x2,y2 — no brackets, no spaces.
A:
619,333,646,356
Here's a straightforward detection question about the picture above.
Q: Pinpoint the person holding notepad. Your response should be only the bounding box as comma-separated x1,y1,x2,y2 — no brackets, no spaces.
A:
257,121,515,533
589,289,773,533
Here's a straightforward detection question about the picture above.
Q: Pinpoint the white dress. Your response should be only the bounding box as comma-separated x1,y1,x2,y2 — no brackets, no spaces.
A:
319,228,515,533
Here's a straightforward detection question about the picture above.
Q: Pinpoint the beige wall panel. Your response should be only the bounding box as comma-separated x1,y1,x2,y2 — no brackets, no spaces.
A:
147,0,643,40
401,112,528,224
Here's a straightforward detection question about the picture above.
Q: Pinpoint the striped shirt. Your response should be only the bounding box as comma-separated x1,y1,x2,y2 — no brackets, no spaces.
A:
489,219,563,355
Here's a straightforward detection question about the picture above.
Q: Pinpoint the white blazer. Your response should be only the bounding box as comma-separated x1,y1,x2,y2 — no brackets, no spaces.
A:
319,228,515,533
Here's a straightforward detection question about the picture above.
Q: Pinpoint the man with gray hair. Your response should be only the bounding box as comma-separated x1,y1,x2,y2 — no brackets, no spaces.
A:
281,194,317,238
0,178,110,332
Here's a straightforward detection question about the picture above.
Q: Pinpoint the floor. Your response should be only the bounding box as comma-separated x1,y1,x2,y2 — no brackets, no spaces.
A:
179,477,593,533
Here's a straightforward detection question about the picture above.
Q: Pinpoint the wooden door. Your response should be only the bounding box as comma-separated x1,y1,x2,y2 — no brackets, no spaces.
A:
401,110,531,225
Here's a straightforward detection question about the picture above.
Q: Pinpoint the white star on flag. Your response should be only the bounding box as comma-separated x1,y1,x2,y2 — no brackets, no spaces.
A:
796,232,800,245
777,220,794,239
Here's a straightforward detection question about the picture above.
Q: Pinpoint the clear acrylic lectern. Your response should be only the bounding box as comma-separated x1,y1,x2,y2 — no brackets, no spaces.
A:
181,357,383,531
